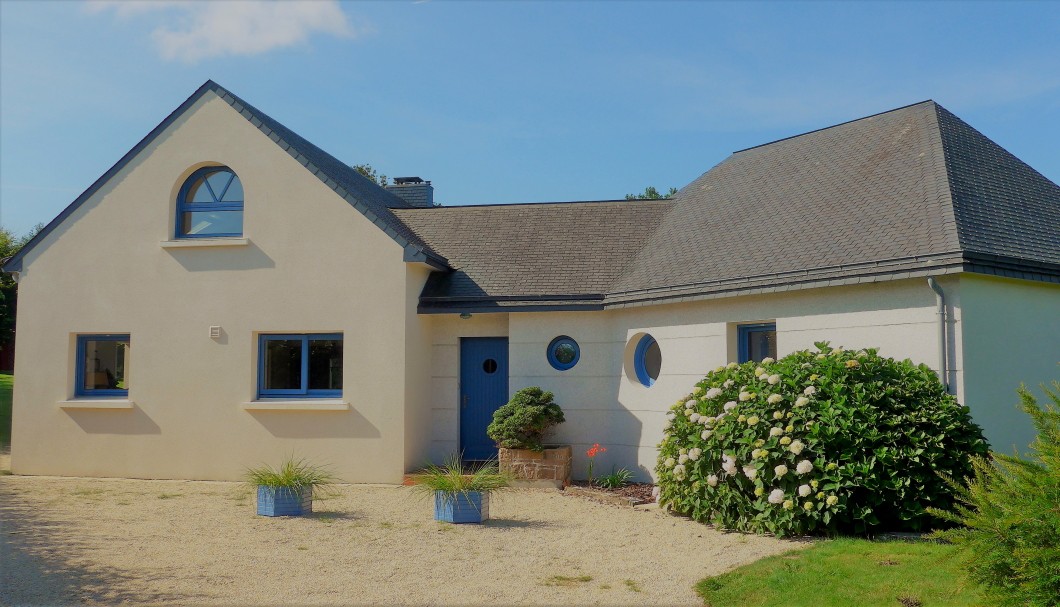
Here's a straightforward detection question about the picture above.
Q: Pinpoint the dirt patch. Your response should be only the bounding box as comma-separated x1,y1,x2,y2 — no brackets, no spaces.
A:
0,475,799,605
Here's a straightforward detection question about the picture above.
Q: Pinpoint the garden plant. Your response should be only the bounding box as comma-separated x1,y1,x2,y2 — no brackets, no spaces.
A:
487,386,565,451
930,380,1060,607
245,455,336,517
656,343,989,536
408,455,512,523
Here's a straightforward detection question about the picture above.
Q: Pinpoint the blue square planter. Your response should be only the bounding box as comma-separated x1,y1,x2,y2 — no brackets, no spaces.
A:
434,490,489,524
256,486,313,517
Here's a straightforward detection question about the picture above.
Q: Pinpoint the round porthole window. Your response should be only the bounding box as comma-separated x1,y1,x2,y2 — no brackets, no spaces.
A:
547,336,580,371
482,359,498,374
633,334,661,387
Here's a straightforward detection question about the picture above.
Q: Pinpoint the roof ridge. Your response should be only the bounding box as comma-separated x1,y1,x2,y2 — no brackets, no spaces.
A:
394,198,672,210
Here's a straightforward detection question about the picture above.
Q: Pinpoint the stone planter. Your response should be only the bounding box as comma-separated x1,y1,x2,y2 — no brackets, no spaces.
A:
256,485,313,517
498,445,572,488
434,490,489,523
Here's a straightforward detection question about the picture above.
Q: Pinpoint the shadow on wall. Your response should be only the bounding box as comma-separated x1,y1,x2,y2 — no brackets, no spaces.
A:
0,481,208,604
66,406,162,435
163,241,275,272
248,409,380,439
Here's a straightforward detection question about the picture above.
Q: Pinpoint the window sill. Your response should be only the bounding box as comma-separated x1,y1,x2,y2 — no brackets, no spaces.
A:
241,400,350,411
59,399,135,409
160,238,250,249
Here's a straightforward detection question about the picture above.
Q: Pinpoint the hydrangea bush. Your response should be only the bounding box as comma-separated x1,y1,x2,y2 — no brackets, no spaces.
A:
656,343,989,537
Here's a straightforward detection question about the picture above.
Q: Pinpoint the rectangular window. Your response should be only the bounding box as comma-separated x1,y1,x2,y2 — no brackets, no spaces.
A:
258,334,342,398
737,323,777,364
76,334,130,397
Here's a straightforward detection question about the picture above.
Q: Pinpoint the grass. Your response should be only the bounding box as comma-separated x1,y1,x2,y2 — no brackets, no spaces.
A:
0,373,12,450
543,575,592,587
406,455,512,497
624,579,643,593
695,538,987,607
245,455,336,496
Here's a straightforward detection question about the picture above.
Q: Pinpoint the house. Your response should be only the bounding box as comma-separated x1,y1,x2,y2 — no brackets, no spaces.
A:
3,81,1057,482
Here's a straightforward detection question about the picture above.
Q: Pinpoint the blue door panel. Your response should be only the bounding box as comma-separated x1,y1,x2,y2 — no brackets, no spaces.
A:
459,337,509,461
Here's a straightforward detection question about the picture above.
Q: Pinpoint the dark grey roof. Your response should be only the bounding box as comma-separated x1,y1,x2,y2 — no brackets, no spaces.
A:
4,80,448,273
392,200,671,311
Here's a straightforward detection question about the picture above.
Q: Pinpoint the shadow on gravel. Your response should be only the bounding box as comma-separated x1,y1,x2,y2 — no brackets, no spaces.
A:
0,479,210,605
483,518,552,529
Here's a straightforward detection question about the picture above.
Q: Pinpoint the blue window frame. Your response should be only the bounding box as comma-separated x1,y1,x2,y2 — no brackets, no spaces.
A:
76,334,130,397
176,166,244,238
547,335,580,371
738,323,777,364
633,334,661,387
258,334,343,398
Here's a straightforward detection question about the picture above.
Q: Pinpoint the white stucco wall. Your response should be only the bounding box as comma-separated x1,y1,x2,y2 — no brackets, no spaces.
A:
426,278,958,481
10,92,425,482
959,274,1060,455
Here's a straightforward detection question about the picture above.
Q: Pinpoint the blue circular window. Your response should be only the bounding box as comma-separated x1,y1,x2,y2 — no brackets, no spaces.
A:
547,336,580,371
633,334,661,387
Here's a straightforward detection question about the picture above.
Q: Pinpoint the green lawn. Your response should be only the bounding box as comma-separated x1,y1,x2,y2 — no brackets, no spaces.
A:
696,538,987,607
1,373,12,449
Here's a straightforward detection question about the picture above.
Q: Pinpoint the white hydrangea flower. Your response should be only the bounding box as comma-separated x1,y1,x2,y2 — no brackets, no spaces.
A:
739,391,752,402
723,379,735,388
663,420,672,430
701,430,712,440
754,366,766,376
780,436,792,445
706,387,723,399
742,465,758,480
804,501,814,511
684,409,693,417
826,495,839,506
738,415,747,423
673,464,687,480
666,411,676,420
723,401,737,412
803,386,817,396
707,474,719,487
679,454,689,464
726,362,738,369
664,457,676,468
768,489,785,504
789,440,805,455
685,400,697,409
722,454,735,466
798,484,811,497
767,394,784,405
689,448,702,461
770,427,784,437
785,424,794,432
772,409,784,419
746,415,760,426
816,353,826,360
783,499,794,510
796,460,813,475
768,374,781,385
762,357,775,364
690,413,701,423
722,461,737,476
795,396,809,407
774,464,789,478
692,386,704,395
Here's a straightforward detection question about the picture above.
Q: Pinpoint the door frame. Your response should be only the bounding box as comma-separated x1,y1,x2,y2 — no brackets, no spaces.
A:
458,336,509,462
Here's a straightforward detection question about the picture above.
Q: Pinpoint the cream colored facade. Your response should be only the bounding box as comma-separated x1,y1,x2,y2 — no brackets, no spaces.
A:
9,91,1058,483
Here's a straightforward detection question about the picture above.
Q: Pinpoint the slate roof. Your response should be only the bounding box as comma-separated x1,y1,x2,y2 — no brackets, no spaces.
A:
393,200,671,311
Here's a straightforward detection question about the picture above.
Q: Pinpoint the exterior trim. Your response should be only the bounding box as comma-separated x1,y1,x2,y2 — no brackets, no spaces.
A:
75,334,130,398
257,333,343,399
633,334,658,387
737,323,777,364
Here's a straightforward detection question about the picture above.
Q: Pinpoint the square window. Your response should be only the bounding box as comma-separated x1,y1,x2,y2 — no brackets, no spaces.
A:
76,335,130,397
258,334,342,398
737,323,777,364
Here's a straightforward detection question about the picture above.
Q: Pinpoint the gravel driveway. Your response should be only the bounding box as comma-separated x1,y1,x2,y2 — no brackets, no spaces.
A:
0,470,798,606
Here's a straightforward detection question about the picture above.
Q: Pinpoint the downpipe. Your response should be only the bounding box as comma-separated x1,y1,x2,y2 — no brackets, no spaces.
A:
926,277,949,393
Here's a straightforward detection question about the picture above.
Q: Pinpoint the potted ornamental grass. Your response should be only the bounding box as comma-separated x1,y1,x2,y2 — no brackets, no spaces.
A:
408,455,513,524
487,387,570,486
245,455,337,517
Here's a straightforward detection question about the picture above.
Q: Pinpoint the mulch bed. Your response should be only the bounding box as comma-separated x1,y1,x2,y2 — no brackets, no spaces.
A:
563,481,656,506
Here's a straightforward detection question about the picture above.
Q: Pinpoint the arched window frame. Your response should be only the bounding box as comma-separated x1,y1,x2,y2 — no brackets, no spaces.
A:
175,166,244,239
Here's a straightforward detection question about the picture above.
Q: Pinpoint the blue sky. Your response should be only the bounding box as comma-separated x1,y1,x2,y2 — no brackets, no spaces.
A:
1,0,1058,236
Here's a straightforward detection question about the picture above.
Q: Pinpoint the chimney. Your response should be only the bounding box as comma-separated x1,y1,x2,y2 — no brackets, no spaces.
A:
386,177,435,208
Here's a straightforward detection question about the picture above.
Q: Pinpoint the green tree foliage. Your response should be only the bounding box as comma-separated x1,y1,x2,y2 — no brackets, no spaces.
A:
625,186,678,200
930,380,1060,607
352,163,388,186
0,223,44,346
486,387,565,451
656,343,989,537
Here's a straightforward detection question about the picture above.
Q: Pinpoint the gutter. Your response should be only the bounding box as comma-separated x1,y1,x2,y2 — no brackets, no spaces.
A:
926,277,949,393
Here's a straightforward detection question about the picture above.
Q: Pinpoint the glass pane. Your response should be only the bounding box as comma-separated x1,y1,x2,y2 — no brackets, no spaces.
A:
82,339,128,391
644,340,662,380
181,211,243,236
308,339,342,391
186,176,215,203
205,170,233,200
748,330,777,363
553,342,576,365
220,175,243,202
482,359,498,374
265,339,302,391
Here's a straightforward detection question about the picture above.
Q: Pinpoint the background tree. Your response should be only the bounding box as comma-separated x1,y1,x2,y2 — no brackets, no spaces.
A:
0,223,44,347
352,164,388,187
625,186,678,200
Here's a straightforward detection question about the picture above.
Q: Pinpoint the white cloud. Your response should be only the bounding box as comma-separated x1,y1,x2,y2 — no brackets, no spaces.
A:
86,0,355,63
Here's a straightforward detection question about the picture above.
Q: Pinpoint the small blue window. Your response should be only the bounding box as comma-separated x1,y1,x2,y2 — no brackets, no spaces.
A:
76,334,130,397
547,336,580,371
633,334,661,387
258,334,343,398
176,166,244,238
738,323,777,363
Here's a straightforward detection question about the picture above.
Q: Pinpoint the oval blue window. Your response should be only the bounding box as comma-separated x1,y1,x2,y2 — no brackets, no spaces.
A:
634,334,661,387
547,336,580,371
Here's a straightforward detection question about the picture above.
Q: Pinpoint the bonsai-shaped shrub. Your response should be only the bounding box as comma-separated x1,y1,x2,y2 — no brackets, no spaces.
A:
930,381,1060,607
487,386,565,451
656,343,989,537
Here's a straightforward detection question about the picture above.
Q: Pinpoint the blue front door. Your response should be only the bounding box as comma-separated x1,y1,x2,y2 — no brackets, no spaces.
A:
460,337,509,461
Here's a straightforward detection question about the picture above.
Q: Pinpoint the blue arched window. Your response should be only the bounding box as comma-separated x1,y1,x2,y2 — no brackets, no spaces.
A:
547,336,580,371
176,166,244,238
633,334,661,387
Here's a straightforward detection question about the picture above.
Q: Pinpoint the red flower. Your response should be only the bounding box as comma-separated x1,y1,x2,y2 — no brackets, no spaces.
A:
586,443,607,458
